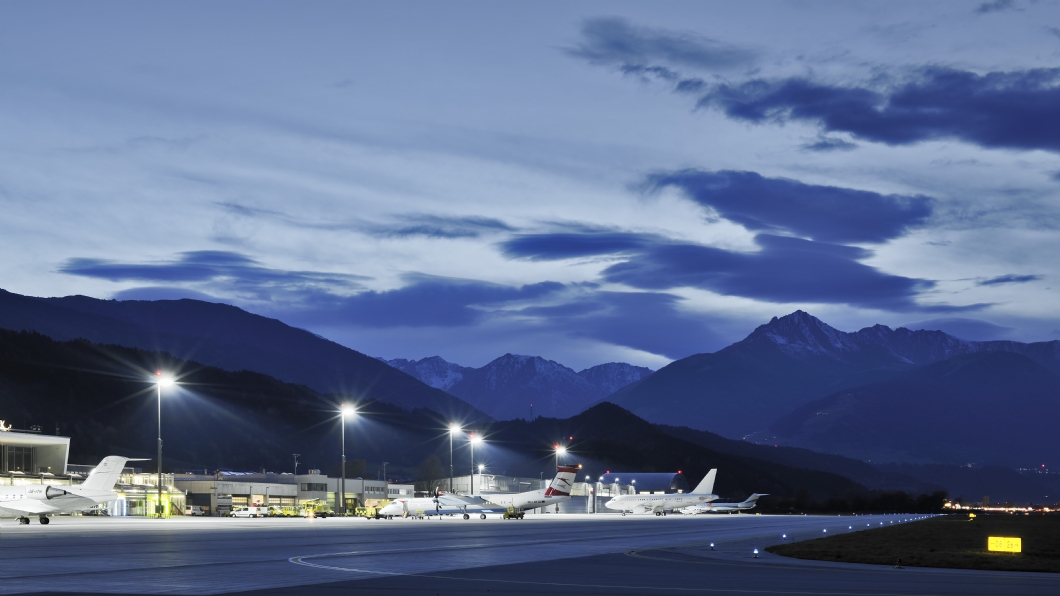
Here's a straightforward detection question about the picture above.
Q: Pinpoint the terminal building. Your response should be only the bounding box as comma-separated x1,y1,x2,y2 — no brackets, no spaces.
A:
1,425,412,517
175,471,414,516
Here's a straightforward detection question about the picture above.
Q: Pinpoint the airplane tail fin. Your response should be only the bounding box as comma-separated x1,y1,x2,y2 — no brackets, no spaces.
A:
543,464,581,497
81,456,134,491
692,469,717,495
743,493,767,504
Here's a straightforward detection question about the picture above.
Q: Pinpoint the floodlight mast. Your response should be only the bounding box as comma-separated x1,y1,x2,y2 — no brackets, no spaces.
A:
448,423,461,494
154,371,174,518
469,433,483,495
340,404,356,515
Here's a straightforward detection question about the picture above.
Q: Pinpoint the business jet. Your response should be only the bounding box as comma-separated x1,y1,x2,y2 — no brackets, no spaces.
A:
0,456,133,524
680,493,767,514
379,464,580,519
604,469,717,516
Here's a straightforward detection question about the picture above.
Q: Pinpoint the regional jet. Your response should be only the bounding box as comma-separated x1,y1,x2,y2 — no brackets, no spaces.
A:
680,493,767,514
378,464,580,519
0,456,133,524
604,469,718,516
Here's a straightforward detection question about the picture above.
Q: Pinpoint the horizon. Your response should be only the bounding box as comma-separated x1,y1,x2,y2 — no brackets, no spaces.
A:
4,2,1060,370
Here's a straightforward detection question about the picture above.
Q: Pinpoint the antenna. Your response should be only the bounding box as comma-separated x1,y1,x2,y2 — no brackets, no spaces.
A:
293,454,301,476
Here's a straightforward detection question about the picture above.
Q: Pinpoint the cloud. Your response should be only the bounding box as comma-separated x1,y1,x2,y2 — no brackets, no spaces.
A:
976,0,1016,14
601,234,973,311
565,16,756,71
111,286,224,302
519,291,723,359
1048,27,1060,41
378,215,515,239
500,231,666,260
977,274,1042,286
296,275,565,328
59,251,368,301
699,66,1060,153
501,227,978,312
801,136,858,152
646,169,933,243
902,317,1014,341
217,202,514,239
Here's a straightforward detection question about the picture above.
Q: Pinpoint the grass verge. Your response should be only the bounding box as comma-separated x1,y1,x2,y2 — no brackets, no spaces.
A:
767,514,1060,573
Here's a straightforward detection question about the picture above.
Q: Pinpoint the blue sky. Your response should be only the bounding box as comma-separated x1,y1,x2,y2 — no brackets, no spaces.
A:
3,1,1060,369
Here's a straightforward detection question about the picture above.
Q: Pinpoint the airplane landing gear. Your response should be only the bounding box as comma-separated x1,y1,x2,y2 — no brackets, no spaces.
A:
480,514,486,519
39,516,50,525
18,517,30,525
655,511,662,516
463,513,470,520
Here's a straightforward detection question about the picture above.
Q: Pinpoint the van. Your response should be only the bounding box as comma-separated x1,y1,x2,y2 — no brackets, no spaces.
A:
184,505,206,516
230,506,265,518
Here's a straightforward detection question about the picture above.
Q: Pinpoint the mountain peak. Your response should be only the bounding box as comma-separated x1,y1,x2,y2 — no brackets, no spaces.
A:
747,311,859,359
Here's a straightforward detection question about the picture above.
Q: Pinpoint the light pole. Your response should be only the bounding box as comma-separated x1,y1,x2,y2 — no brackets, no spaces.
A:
448,423,460,493
293,454,300,476
552,445,566,513
469,433,482,495
478,464,485,493
154,371,173,518
340,404,356,515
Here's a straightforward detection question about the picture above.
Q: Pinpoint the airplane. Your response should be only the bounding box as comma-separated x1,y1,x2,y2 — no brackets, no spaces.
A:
604,469,718,516
378,464,580,519
680,493,768,514
0,456,134,525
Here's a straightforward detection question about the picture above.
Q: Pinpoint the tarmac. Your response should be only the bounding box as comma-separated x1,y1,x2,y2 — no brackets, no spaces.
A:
1,513,1056,595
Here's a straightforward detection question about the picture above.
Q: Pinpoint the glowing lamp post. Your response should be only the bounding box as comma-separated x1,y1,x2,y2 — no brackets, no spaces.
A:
448,423,461,493
469,433,482,495
552,445,567,513
154,371,174,518
340,404,356,515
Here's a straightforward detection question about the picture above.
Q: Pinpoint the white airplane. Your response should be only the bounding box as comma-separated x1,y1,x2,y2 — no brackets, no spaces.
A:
605,469,718,516
379,464,580,519
0,456,132,525
680,493,767,514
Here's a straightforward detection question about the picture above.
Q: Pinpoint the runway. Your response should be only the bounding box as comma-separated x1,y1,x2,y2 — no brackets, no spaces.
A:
1,513,1054,595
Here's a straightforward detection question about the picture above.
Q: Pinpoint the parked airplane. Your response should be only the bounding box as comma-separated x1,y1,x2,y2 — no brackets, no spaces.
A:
0,456,133,524
604,469,718,516
378,464,581,519
680,493,767,514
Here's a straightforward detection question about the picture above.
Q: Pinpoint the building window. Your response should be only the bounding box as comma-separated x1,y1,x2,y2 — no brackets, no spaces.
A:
5,446,33,472
300,483,327,492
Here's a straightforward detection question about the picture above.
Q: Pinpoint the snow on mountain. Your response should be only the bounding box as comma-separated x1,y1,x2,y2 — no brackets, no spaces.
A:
378,354,653,420
379,356,470,391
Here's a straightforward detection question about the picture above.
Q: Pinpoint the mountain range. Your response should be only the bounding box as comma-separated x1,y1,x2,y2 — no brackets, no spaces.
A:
607,310,1060,441
4,288,1058,481
768,351,1060,467
0,289,487,421
380,354,652,420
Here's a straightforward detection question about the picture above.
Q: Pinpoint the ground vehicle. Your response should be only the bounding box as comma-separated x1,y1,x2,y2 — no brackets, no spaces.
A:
301,500,333,518
184,506,206,516
230,506,267,518
503,506,525,519
265,506,293,517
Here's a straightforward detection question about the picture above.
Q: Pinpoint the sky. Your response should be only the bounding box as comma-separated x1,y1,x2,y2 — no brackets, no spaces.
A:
3,0,1060,370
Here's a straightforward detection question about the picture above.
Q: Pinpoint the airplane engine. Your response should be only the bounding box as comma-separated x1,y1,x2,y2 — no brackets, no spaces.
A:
25,487,69,500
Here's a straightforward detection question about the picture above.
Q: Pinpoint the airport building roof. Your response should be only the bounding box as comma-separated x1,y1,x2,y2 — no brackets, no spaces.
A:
597,472,688,494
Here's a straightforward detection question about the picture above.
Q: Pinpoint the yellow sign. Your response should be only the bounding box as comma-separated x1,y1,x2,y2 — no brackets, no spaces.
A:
988,537,1021,553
